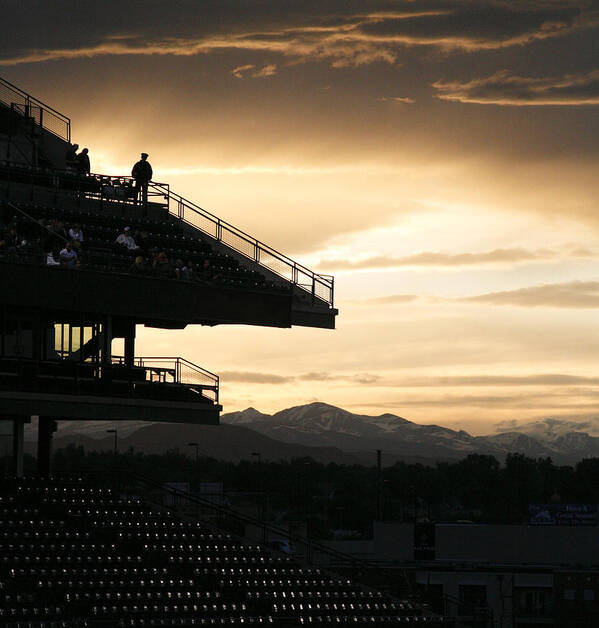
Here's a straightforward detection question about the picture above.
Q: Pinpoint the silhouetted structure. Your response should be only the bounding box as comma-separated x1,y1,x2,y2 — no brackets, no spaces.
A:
0,76,337,478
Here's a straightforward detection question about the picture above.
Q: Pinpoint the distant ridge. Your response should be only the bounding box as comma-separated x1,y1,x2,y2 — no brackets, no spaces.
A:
44,402,599,465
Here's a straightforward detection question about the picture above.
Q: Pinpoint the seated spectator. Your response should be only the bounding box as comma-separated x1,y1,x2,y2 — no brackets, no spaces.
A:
129,256,146,275
115,226,139,250
68,223,84,247
181,260,195,281
5,227,20,250
46,249,60,266
134,229,150,251
174,258,185,280
153,250,170,278
59,241,78,267
199,258,220,283
102,177,116,198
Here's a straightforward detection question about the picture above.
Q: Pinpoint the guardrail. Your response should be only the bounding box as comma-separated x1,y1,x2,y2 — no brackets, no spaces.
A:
92,468,420,604
0,77,71,142
151,182,335,308
111,355,219,403
0,159,334,308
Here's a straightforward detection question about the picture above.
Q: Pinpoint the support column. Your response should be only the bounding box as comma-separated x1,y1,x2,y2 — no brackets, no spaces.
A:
102,315,113,365
12,418,25,477
37,416,57,477
124,322,136,368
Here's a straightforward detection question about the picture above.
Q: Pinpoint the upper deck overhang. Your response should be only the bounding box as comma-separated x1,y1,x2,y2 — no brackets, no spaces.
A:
0,261,337,329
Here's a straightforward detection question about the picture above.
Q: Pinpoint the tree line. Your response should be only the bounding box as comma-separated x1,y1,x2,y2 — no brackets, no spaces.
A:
12,447,599,538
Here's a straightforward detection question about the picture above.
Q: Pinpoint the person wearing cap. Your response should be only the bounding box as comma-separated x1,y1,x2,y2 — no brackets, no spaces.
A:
76,148,90,175
115,226,139,250
131,152,153,205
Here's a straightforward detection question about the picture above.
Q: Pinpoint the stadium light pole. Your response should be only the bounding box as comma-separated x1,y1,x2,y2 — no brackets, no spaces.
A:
106,429,117,455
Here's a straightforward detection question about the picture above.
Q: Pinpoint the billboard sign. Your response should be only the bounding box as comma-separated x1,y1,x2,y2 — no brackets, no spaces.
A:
529,504,597,526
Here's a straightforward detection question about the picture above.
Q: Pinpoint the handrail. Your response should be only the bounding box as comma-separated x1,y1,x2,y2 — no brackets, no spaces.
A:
7,200,68,245
103,468,418,603
0,159,334,308
150,182,335,308
111,355,219,403
0,76,71,142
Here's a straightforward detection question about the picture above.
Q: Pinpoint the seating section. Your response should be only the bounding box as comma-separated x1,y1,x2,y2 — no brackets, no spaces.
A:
0,198,287,293
0,477,447,627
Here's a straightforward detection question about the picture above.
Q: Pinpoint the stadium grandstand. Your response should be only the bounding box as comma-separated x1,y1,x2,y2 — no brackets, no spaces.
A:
0,77,450,626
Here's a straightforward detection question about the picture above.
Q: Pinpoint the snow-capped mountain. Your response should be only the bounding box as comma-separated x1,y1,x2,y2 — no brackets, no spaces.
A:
222,402,599,464
47,402,599,465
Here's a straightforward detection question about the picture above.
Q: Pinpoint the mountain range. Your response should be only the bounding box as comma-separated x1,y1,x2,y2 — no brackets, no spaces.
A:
28,402,599,466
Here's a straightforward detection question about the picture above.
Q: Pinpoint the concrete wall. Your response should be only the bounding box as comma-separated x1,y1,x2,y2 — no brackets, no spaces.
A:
436,523,599,566
364,521,599,566
373,521,414,561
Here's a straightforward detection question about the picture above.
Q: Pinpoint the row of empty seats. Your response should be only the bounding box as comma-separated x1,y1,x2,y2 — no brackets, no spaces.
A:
0,477,448,626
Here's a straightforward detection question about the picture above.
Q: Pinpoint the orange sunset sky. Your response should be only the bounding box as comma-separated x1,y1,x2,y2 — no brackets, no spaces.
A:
3,1,599,435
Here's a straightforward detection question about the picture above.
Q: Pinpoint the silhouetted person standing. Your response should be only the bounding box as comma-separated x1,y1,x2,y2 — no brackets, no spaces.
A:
65,143,79,171
132,152,152,205
76,148,90,175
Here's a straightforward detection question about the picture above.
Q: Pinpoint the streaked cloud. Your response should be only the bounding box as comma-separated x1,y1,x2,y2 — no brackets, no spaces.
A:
231,64,255,78
433,69,599,106
221,371,381,385
232,63,277,78
378,96,415,104
365,294,422,305
493,417,595,434
461,281,599,308
364,390,599,410
218,370,599,389
399,374,599,387
1,3,595,68
221,371,294,384
319,247,561,271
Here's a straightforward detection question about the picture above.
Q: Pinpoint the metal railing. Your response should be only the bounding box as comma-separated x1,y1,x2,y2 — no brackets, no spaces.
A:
0,160,169,205
111,355,219,403
151,182,335,308
0,76,71,142
95,469,423,606
0,159,334,308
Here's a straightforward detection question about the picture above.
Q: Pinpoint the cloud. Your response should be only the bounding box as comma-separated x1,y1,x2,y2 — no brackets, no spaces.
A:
232,63,277,78
356,3,593,52
433,69,599,106
460,280,599,308
319,247,559,271
367,391,599,410
221,371,294,384
493,417,595,434
231,64,255,78
225,371,599,389
394,374,599,387
253,63,277,77
366,294,421,305
221,370,381,385
1,2,595,68
378,96,415,104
